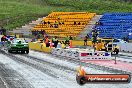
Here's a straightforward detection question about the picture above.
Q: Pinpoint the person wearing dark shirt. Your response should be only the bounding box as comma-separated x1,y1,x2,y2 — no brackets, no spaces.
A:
62,22,64,25
48,21,50,24
44,21,46,25
50,24,53,28
65,36,70,45
54,21,58,28
84,36,88,46
54,36,58,48
74,21,76,25
69,36,73,40
78,22,81,25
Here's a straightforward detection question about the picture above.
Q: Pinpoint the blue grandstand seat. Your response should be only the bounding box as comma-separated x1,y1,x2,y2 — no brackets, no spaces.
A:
89,13,132,39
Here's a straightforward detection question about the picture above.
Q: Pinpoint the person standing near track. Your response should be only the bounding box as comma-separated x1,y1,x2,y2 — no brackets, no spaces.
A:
65,36,70,45
84,36,88,46
45,36,50,47
54,36,58,48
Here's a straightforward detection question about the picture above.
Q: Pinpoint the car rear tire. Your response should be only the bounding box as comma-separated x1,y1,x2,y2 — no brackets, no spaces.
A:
26,50,29,54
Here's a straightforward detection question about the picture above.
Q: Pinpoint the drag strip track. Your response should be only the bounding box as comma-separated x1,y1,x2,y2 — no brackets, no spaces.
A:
0,50,76,79
0,50,132,88
0,51,58,78
0,62,33,88
0,50,81,88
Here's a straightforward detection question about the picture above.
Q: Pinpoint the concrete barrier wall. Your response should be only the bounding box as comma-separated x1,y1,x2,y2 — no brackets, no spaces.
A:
118,43,132,52
29,42,112,60
51,48,111,60
29,42,52,53
51,48,80,59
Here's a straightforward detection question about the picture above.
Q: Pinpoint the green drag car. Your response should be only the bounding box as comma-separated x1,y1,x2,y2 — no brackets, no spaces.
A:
8,38,29,54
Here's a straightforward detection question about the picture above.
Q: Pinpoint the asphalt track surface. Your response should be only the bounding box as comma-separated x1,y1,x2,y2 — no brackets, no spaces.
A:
0,62,33,88
0,77,6,88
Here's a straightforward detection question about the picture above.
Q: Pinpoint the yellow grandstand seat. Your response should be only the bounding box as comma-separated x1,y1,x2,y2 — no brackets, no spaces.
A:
32,12,96,38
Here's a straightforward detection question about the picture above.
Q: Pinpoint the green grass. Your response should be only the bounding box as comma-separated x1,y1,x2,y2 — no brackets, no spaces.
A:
0,0,132,29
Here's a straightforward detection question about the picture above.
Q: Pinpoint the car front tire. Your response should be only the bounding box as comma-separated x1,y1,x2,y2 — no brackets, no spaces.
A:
76,75,86,85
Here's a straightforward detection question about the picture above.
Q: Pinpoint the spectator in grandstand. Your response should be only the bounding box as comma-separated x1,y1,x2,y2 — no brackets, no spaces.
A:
58,16,60,20
50,24,53,28
78,22,81,25
48,21,50,25
84,36,88,46
59,22,61,25
43,21,46,25
65,36,70,45
54,21,59,28
74,21,76,25
62,22,64,25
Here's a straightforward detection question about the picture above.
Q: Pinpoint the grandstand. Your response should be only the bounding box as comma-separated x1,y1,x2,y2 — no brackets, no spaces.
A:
32,12,96,38
89,13,132,40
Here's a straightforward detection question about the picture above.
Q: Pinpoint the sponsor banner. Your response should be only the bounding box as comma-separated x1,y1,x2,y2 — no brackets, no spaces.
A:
76,74,131,85
72,51,79,59
80,52,111,57
51,48,60,55
61,49,67,57
51,48,111,60
65,50,73,58
79,51,111,60
65,49,79,59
